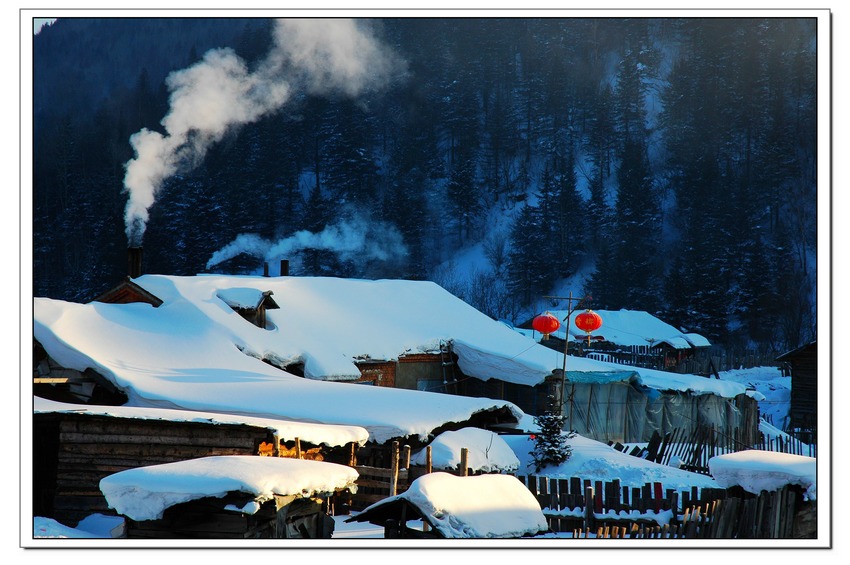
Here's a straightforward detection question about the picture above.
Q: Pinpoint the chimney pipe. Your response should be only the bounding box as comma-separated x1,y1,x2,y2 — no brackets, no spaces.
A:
263,262,270,277
128,247,143,279
280,260,289,277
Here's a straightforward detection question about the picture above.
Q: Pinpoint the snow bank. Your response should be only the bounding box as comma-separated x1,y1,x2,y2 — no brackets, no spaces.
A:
709,450,817,500
410,427,520,473
99,455,359,521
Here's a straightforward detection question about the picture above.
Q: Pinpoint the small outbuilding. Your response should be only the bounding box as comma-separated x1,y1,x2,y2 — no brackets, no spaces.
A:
345,472,550,539
100,455,359,539
776,341,817,441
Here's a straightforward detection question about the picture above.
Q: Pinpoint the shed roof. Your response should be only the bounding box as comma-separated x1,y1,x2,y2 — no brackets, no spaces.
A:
91,277,163,308
99,455,359,522
346,472,549,538
216,287,279,311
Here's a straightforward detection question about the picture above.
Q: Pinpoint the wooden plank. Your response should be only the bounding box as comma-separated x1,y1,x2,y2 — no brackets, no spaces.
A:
59,444,255,460
352,478,395,490
59,431,260,448
354,465,409,480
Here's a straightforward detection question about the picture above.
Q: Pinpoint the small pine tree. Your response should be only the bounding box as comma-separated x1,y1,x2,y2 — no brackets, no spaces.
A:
529,412,576,472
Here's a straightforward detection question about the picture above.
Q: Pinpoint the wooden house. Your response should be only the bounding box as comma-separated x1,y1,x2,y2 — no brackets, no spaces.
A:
776,341,818,441
33,398,367,527
33,340,128,405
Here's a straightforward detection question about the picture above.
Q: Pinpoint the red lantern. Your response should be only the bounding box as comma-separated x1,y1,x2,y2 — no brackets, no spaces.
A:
574,309,603,345
532,312,561,340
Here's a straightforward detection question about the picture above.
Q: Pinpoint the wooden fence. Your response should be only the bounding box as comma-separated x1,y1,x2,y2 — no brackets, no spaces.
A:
339,440,814,539
754,433,817,458
520,475,813,539
347,443,476,511
349,442,411,510
577,345,782,376
612,424,816,476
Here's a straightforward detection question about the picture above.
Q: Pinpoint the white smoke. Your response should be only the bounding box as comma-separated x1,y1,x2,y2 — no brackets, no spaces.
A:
205,216,409,272
122,19,405,245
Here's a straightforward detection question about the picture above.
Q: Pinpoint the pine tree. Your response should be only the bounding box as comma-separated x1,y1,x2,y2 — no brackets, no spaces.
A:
507,202,549,305
529,413,576,472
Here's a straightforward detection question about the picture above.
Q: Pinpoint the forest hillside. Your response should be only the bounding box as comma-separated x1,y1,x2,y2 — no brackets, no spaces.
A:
31,17,818,353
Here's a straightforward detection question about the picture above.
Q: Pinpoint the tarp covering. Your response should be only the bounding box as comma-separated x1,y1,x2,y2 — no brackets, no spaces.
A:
562,382,758,444
564,370,637,384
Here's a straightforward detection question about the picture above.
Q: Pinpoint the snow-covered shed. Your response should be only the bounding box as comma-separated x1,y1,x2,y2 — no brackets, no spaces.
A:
345,472,550,538
100,455,359,539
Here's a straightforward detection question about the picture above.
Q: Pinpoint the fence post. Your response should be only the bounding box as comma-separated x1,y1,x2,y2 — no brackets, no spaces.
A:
459,447,469,477
402,445,411,470
295,437,302,459
389,441,400,496
584,486,595,532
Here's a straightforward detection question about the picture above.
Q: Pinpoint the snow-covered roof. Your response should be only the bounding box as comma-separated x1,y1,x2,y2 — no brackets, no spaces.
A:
708,450,817,500
34,396,369,448
410,427,520,474
33,275,758,446
215,287,277,310
351,472,550,538
657,336,693,350
33,275,528,443
682,333,712,348
99,455,359,521
530,308,711,349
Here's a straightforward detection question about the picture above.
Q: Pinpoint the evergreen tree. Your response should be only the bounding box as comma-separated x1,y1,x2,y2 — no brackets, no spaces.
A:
507,202,549,304
529,413,576,472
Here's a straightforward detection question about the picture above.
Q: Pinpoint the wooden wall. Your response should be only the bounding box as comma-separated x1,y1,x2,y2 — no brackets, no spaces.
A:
34,413,277,526
781,342,818,435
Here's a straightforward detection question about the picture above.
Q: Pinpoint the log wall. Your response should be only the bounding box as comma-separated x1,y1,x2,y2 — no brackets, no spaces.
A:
34,413,276,526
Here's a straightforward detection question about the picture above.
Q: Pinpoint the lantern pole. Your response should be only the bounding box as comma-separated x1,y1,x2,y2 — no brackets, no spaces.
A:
542,292,592,421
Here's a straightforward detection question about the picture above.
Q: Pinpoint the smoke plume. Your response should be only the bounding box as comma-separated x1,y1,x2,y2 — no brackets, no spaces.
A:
205,216,409,272
122,19,405,245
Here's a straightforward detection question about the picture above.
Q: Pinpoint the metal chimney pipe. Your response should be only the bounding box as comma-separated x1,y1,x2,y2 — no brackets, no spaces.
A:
128,247,143,279
280,260,289,276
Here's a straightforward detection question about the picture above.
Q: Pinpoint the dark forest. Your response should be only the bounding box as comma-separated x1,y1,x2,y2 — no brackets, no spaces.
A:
31,17,818,353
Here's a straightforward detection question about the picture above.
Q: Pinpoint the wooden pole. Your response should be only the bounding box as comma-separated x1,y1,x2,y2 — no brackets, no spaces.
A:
390,441,400,496
459,447,469,477
295,438,302,459
584,486,594,531
422,445,432,534
402,445,411,470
